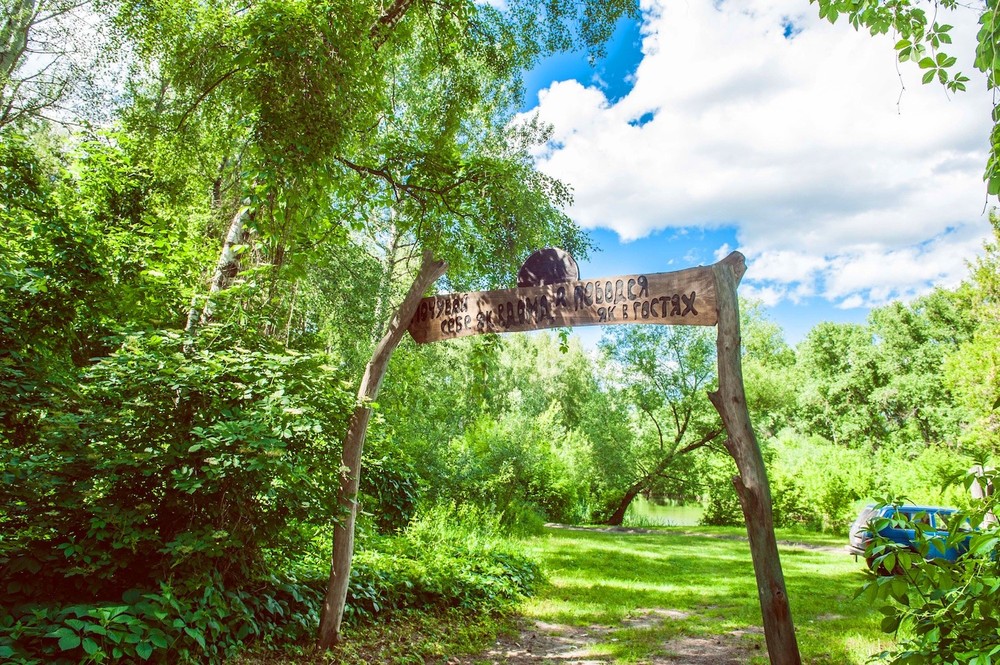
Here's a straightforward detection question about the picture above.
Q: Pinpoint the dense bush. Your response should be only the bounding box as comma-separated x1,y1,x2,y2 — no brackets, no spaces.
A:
0,134,108,448
700,455,744,527
0,575,321,664
344,505,542,625
3,465,539,663
0,327,356,662
765,432,872,531
358,439,422,534
1,328,353,597
439,408,589,528
861,471,1000,664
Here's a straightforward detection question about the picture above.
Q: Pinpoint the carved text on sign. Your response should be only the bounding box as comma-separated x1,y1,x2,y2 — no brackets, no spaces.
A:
407,262,718,344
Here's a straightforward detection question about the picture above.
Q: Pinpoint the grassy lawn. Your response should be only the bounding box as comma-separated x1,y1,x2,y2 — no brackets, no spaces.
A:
241,525,892,663
520,525,892,664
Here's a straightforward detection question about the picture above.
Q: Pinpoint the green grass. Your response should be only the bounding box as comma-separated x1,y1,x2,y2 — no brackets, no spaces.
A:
234,608,520,664
235,526,891,663
521,525,892,664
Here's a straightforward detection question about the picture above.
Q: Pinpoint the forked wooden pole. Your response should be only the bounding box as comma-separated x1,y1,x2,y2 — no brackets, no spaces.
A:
707,252,801,665
317,250,448,649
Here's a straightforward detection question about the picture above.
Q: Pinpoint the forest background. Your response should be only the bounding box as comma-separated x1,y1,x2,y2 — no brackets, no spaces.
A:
2,0,1000,662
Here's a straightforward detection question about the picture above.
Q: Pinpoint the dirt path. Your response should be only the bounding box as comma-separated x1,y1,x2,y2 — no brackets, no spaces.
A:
451,525,841,663
453,610,763,664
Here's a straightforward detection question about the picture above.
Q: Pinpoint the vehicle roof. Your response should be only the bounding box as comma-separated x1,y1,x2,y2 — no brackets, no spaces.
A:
862,504,957,513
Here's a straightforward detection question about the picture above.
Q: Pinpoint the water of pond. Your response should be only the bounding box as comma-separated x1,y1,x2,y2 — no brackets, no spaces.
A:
625,497,704,527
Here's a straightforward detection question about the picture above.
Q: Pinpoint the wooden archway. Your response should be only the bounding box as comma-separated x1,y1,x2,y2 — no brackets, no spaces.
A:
405,250,799,664
320,250,801,664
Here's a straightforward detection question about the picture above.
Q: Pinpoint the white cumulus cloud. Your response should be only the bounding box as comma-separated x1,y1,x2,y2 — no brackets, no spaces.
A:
518,0,994,308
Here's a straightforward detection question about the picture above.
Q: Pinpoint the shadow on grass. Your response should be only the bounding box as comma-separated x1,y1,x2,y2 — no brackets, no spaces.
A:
526,527,887,664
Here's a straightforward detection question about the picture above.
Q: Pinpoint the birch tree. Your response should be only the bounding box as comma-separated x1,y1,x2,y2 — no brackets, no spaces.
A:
0,0,105,126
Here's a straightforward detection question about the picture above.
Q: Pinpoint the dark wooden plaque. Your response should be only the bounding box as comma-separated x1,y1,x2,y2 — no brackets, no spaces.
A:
408,262,718,344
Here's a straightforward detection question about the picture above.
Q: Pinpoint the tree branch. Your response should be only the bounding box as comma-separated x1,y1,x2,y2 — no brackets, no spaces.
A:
675,428,724,457
369,0,415,49
638,403,665,454
176,68,239,131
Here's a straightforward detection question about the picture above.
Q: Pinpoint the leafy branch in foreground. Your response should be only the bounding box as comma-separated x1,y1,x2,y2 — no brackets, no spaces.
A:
859,469,1000,664
809,0,1000,192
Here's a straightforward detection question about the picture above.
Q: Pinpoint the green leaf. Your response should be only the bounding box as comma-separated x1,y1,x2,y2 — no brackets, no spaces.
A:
881,614,901,633
988,174,1000,197
884,552,897,572
136,642,154,660
922,70,936,84
82,637,100,655
184,626,206,649
58,633,81,651
918,57,936,69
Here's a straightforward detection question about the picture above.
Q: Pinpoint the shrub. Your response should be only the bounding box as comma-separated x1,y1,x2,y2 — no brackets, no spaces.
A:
439,408,586,528
862,469,1000,664
0,327,353,662
700,455,744,527
359,440,421,534
0,575,321,664
765,432,873,531
343,504,542,625
1,328,352,599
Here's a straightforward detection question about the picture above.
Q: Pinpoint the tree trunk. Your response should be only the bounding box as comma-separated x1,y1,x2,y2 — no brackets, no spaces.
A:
606,477,649,526
370,220,401,343
605,430,722,526
193,207,247,328
316,249,448,650
0,0,36,81
707,252,800,665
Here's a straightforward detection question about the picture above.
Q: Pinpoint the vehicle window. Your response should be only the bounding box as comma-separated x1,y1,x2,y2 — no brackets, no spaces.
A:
901,511,931,526
935,514,971,532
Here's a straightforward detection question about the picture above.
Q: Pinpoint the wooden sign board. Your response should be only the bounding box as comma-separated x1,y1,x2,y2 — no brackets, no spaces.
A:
408,264,717,344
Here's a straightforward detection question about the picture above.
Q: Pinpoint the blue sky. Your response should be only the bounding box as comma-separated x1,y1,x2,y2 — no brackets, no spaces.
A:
515,0,993,345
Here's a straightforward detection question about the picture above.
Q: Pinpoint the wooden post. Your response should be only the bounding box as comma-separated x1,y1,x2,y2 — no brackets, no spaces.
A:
316,250,448,650
707,252,801,665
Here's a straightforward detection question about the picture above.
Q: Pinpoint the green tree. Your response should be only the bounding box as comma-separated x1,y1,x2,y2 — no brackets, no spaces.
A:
597,324,724,525
869,289,974,447
375,332,605,527
741,301,799,439
945,214,1000,455
796,321,885,445
2,0,644,651
0,0,105,127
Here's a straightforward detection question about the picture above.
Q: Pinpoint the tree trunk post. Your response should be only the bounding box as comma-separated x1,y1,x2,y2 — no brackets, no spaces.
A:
195,206,248,328
707,252,801,665
316,250,448,650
